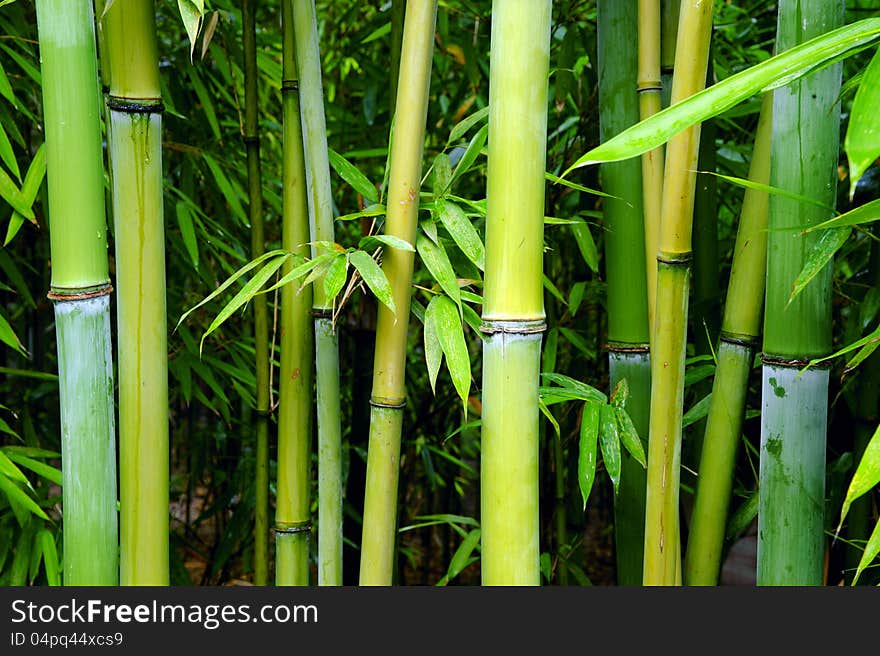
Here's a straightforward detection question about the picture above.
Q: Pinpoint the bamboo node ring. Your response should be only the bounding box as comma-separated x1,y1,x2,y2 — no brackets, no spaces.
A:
274,522,312,535
47,285,113,302
480,319,547,335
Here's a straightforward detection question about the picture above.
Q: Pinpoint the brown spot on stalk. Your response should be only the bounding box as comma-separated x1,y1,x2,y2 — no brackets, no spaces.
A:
291,367,300,381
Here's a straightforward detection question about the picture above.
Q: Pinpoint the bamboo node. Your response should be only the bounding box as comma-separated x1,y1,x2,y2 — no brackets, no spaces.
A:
480,319,546,335
605,342,650,354
281,79,300,92
47,284,113,302
656,251,693,266
107,96,163,114
370,398,406,409
760,353,832,369
719,331,758,349
311,308,334,319
274,521,312,535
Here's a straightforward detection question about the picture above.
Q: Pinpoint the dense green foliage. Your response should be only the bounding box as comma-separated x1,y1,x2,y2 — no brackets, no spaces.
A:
1,0,879,586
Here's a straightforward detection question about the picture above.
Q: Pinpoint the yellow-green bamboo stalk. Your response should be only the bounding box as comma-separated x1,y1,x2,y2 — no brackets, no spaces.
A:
104,0,169,586
292,0,344,586
359,0,437,586
481,0,552,586
638,0,663,336
758,0,843,586
643,0,713,586
276,0,315,586
684,92,772,586
35,0,118,585
242,0,270,587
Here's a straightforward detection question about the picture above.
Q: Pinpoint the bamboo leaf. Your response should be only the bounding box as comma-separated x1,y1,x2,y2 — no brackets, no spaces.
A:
416,232,461,308
702,170,836,214
424,303,443,393
0,309,26,356
350,249,396,314
177,0,205,60
539,399,561,438
177,249,287,328
599,404,621,494
426,295,471,407
337,203,387,222
810,322,880,368
540,372,608,403
0,476,48,521
845,44,880,197
726,492,759,540
202,152,246,223
683,393,713,429
432,153,452,201
447,106,489,145
788,228,851,305
543,274,567,306
844,339,880,374
175,201,199,270
449,123,488,188
615,407,646,468
359,234,414,252
2,451,61,486
0,121,19,182
570,220,599,273
808,197,880,232
435,200,485,270
0,58,15,106
261,252,330,294
0,450,28,485
201,254,292,349
559,327,596,359
610,378,629,409
437,528,481,586
323,253,349,304
852,516,880,585
4,143,46,246
0,166,33,220
564,18,880,171
328,147,378,204
578,401,601,509
36,529,59,586
360,21,391,44
837,422,880,535
545,172,614,199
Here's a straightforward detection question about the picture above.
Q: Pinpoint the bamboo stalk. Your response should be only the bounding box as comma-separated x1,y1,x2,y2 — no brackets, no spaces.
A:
276,0,315,586
35,0,118,585
104,0,169,586
480,0,552,586
598,0,651,587
292,0,344,586
358,0,438,587
643,0,713,586
242,0,271,587
638,0,663,336
758,0,843,586
684,92,772,586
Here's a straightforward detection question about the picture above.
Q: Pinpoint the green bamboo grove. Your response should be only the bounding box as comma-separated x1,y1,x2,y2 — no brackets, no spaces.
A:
9,0,880,588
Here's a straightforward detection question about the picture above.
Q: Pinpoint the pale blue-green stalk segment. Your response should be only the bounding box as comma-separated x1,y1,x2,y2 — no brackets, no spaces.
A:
54,294,118,585
757,364,828,586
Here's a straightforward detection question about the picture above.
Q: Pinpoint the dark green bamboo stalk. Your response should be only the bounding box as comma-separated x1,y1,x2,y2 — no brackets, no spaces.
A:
292,0,344,586
359,0,437,586
758,0,843,586
643,0,713,586
104,0,169,586
389,0,407,114
276,0,315,586
684,92,772,586
481,0,552,586
242,0,270,587
598,0,651,587
35,0,118,585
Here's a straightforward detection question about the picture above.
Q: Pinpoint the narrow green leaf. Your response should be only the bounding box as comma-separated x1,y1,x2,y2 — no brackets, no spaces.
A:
328,147,378,204
610,378,629,409
844,339,880,374
187,68,220,139
559,327,596,359
726,492,759,540
177,249,287,328
449,123,488,188
0,476,47,520
359,234,414,252
704,170,836,214
543,274,567,306
0,310,26,356
853,516,880,585
570,221,599,273
439,528,481,585
350,249,396,314
178,0,204,59
810,322,880,368
336,203,387,222
0,166,33,220
599,404,621,494
615,407,646,468
0,43,40,85
447,106,489,145
682,393,713,429
201,254,292,349
416,232,461,308
4,143,46,246
436,200,485,270
323,253,349,304
0,122,19,182
546,172,614,199
36,529,59,586
432,153,452,201
0,58,15,105
426,295,471,407
424,302,443,393
838,422,880,534
202,152,246,223
540,372,608,403
263,252,335,295
578,401,601,509
564,18,880,171
360,21,391,44
175,201,199,270
788,228,851,305
845,45,880,196
0,450,28,485
2,452,61,486
808,197,880,232
4,214,25,247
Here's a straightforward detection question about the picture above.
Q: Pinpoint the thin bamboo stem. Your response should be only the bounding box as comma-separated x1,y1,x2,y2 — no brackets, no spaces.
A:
684,92,772,586
643,0,713,586
242,0,270,586
359,0,437,586
481,0,552,586
35,0,118,585
104,0,169,586
276,0,315,586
